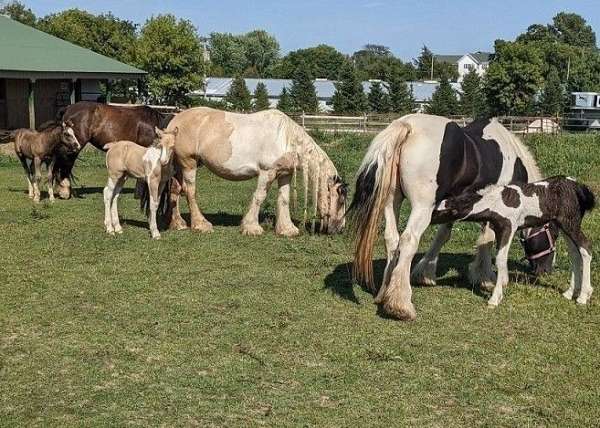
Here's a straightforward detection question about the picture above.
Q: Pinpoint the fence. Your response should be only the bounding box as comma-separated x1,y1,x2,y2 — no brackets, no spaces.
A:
291,113,597,135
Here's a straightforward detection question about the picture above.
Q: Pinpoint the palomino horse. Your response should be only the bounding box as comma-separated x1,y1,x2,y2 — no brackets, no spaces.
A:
55,101,167,198
166,107,347,236
102,128,178,239
435,176,594,307
349,114,558,320
13,121,81,202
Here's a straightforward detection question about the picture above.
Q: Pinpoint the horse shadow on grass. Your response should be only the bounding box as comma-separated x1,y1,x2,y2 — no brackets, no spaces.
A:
324,252,540,307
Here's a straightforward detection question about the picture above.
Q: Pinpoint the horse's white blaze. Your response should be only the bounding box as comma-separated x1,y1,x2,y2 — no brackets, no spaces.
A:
66,127,80,149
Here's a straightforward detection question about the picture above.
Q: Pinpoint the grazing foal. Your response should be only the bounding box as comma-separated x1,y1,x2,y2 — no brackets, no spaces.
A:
103,128,178,239
434,176,595,307
13,121,80,202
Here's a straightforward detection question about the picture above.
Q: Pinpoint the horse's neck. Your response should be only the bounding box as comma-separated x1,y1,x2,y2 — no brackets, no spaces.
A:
42,128,62,151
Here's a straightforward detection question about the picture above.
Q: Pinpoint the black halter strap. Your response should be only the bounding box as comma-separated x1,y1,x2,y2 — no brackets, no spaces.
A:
521,224,556,261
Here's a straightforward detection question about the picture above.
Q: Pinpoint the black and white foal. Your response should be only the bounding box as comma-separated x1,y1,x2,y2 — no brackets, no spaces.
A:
434,176,595,307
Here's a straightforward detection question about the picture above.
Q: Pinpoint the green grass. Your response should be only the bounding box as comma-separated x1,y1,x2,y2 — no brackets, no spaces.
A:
0,133,599,427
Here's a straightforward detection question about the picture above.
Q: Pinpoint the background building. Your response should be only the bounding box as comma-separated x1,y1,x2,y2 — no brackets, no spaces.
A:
0,15,146,129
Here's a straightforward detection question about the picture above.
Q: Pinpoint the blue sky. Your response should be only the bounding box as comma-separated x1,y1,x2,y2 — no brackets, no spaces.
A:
23,0,600,60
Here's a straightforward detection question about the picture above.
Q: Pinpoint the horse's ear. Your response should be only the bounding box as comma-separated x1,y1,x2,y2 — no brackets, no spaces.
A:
173,127,179,136
155,126,163,137
66,120,74,128
61,121,67,130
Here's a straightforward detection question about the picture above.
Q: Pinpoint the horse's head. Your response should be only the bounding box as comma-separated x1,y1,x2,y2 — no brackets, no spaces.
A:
154,126,178,166
60,120,81,152
520,223,559,275
320,174,348,234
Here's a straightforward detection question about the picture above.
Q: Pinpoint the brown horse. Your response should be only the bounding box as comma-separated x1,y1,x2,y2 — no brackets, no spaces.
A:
55,101,168,198
13,121,80,202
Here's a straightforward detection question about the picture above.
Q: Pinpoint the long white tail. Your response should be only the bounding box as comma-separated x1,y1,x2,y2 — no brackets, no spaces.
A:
348,120,411,290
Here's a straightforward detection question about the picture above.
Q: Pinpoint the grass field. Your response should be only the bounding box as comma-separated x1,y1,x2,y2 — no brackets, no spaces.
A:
1,132,599,427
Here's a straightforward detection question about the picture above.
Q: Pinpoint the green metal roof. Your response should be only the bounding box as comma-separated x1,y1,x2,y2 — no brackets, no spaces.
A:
0,15,146,78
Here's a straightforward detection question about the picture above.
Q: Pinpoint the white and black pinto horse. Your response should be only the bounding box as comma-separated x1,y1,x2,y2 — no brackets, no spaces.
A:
434,176,595,307
349,114,558,321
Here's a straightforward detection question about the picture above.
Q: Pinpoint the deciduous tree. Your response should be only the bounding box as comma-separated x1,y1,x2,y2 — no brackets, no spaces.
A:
0,1,36,27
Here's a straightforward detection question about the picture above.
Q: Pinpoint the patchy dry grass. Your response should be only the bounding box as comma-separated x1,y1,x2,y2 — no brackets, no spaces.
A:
0,133,599,427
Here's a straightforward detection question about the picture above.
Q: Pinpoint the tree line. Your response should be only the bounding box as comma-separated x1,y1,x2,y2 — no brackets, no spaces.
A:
2,2,599,117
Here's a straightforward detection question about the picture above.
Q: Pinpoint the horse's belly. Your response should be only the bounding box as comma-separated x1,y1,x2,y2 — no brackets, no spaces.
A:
203,159,258,181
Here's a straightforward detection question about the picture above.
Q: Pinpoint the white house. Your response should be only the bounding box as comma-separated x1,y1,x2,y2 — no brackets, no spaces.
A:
434,52,493,82
457,52,493,82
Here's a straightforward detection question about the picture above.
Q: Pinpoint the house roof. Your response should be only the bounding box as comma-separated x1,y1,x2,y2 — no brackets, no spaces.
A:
468,51,494,64
434,55,463,64
194,77,461,103
0,15,146,79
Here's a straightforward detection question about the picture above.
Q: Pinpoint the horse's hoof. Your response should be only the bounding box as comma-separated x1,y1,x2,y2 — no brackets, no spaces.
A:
114,228,123,234
169,220,188,231
48,198,55,204
576,296,589,305
241,224,264,236
152,234,161,240
276,225,300,237
479,281,495,292
487,303,498,309
191,222,213,233
382,300,417,321
562,289,574,300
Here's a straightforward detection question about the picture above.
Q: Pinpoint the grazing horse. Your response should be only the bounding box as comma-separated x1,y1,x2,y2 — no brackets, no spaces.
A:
349,114,558,320
13,121,81,202
102,128,178,239
166,107,347,236
55,101,167,198
434,176,595,307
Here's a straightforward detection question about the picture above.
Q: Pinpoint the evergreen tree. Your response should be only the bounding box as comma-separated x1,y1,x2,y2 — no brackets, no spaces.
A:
426,78,459,116
253,82,271,111
414,45,434,80
277,87,293,112
539,68,566,116
388,76,415,114
289,61,319,113
332,63,368,114
367,81,391,113
460,69,487,118
225,75,252,112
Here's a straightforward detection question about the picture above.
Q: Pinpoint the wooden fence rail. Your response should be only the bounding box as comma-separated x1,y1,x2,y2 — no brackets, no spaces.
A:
291,113,596,134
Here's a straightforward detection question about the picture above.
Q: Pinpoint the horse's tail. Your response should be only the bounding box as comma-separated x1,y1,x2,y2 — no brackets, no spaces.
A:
575,182,596,215
348,120,411,291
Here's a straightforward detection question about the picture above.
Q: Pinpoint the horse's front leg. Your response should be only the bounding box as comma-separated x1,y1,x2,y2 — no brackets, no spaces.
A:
565,231,593,305
241,169,276,236
47,158,56,202
488,228,515,307
17,155,34,199
146,177,161,240
103,177,117,235
411,223,453,286
469,222,497,291
182,163,213,233
32,157,42,203
110,176,126,234
275,174,300,237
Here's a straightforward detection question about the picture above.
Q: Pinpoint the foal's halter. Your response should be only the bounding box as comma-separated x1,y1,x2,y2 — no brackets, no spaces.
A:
520,224,556,261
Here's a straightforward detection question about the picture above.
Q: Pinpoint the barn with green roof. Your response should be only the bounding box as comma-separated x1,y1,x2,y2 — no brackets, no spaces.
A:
0,15,146,129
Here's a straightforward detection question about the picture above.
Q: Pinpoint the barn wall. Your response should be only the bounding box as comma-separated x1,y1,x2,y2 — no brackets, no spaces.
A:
34,79,71,126
0,79,6,129
6,79,28,129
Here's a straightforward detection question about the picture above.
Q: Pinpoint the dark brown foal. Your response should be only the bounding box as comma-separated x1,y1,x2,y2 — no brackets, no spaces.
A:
13,121,80,202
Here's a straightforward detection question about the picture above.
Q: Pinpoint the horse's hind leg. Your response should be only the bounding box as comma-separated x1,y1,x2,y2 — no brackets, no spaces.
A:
32,157,42,203
469,223,497,291
17,155,34,199
378,187,404,298
275,174,299,237
562,234,582,301
564,228,593,305
241,169,277,236
168,166,188,230
411,223,453,286
378,204,433,320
